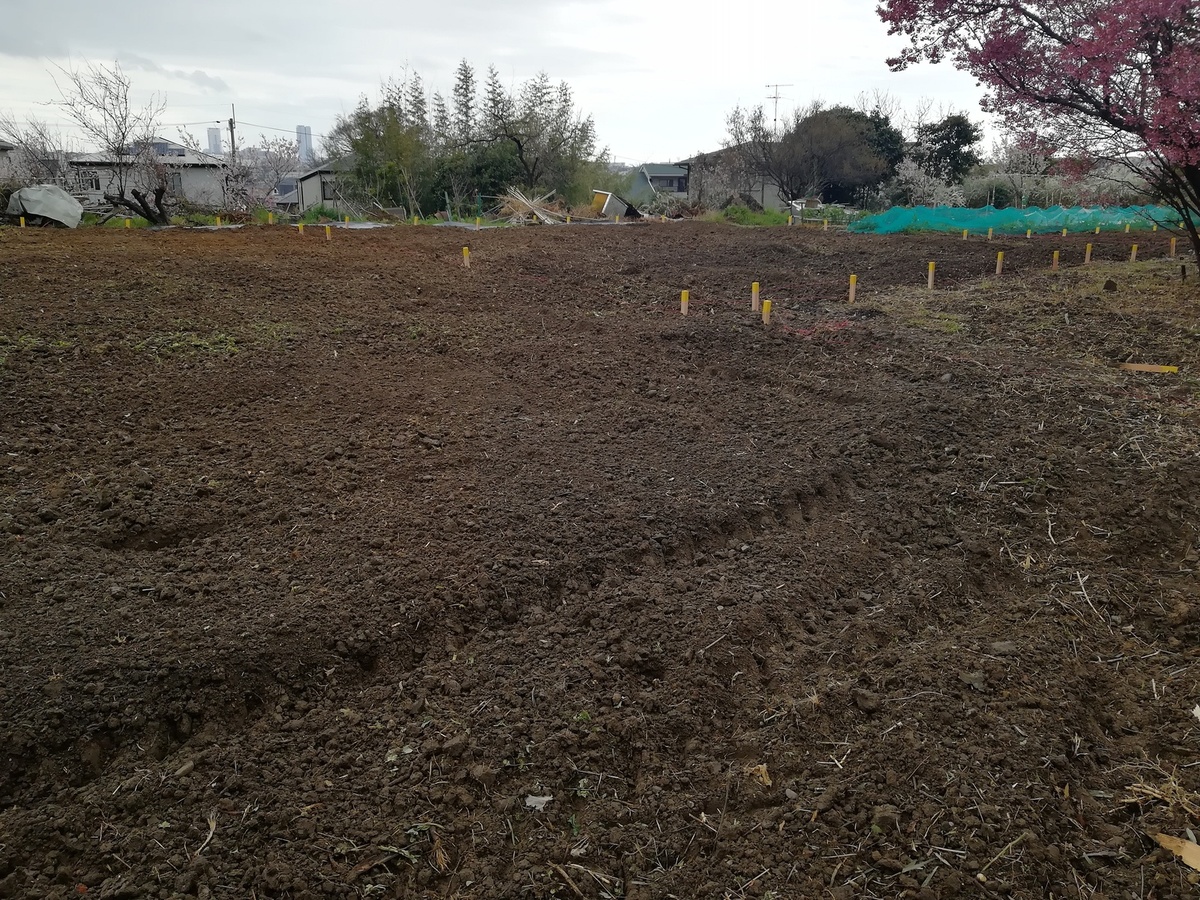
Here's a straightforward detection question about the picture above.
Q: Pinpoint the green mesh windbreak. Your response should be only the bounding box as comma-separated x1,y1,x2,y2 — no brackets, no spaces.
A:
849,205,1197,235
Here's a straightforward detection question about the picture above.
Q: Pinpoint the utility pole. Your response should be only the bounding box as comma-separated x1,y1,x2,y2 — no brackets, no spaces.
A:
227,103,237,168
765,84,794,135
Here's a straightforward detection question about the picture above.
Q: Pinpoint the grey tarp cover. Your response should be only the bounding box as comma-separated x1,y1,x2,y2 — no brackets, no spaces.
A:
6,184,84,228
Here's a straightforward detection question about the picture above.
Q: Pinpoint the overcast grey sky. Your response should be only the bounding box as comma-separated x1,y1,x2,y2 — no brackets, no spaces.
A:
0,0,993,164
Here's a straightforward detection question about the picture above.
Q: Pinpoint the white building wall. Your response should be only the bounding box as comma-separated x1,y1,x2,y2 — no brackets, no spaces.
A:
177,167,223,206
70,164,225,209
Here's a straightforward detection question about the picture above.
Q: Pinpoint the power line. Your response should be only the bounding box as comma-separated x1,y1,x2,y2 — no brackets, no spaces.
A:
238,120,298,135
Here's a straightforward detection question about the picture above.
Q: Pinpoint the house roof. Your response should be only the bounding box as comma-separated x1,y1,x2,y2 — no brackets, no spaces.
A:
298,158,350,180
641,164,688,178
68,138,223,168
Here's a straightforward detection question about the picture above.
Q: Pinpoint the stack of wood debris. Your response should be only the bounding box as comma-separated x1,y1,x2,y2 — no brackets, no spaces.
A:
498,188,568,224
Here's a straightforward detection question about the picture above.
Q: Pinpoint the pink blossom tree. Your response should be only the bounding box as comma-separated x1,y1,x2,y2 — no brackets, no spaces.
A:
878,0,1200,257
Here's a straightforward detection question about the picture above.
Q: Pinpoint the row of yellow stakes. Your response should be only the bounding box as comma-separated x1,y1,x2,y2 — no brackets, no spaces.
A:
923,239,1168,289
678,283,774,324
967,223,1178,240
292,215,354,241
11,214,1179,237
715,237,1180,313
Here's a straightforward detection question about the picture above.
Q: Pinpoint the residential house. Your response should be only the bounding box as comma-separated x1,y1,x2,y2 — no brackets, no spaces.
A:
628,163,689,203
68,138,225,209
270,173,300,212
295,162,351,215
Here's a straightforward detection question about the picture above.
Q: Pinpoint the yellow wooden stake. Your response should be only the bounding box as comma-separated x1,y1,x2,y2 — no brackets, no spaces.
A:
1152,224,1158,232
849,274,857,304
1130,244,1138,263
927,261,936,290
1095,226,1101,234
962,229,968,240
661,215,667,222
475,217,481,230
987,227,993,241
1085,243,1093,264
463,246,470,268
216,216,222,226
681,289,689,316
566,215,571,224
325,225,332,241
268,212,274,225
413,216,419,225
996,251,1004,276
823,218,829,231
761,299,772,325
1026,229,1031,239
125,218,131,229
298,223,304,235
1169,237,1177,258
1052,250,1060,271
19,216,25,228
1125,223,1131,233
751,281,760,312
1061,228,1067,237
1119,363,1178,374
344,216,350,223
615,214,620,224
787,215,794,226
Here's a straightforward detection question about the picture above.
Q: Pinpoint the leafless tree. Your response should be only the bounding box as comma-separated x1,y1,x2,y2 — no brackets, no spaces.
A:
252,136,300,199
54,59,170,223
856,90,903,124
687,147,757,208
0,114,73,185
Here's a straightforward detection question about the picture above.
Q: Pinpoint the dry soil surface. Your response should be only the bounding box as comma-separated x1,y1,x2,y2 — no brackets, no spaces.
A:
1,222,1199,899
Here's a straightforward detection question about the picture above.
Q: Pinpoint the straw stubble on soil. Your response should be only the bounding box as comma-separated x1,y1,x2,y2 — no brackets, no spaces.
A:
1,223,1199,899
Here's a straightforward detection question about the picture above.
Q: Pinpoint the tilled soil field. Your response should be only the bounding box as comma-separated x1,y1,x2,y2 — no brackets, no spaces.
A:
1,222,1198,899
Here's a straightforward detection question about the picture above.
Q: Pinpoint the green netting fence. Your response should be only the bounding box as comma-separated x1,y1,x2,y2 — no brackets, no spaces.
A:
849,205,1198,235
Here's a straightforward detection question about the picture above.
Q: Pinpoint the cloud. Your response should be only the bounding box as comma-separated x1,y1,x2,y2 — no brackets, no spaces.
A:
0,0,995,163
120,52,230,93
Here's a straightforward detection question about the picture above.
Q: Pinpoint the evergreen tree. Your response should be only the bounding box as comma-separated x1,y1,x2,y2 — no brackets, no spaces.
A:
405,73,428,136
482,65,513,133
452,60,476,144
431,93,450,146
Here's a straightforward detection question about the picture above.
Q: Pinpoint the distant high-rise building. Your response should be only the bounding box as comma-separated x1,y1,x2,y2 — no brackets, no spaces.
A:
297,125,314,165
206,127,223,156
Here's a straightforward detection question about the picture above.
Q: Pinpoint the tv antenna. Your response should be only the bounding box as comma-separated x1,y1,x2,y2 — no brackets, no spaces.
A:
766,84,794,134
